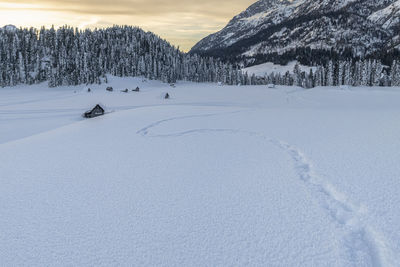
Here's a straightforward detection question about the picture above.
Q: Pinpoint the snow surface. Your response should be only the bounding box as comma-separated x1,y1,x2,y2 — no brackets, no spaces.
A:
368,0,400,29
1,76,400,266
243,61,316,77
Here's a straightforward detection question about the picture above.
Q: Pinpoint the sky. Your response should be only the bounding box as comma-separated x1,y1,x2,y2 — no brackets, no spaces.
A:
0,0,256,51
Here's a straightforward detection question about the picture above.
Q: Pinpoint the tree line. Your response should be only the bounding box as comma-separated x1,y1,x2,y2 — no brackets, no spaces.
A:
0,25,243,87
246,59,400,88
1,25,400,88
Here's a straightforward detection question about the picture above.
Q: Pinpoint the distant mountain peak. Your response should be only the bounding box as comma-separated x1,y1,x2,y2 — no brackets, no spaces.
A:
191,0,400,65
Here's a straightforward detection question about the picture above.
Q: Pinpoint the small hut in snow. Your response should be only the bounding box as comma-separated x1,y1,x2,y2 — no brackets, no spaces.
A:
83,104,105,118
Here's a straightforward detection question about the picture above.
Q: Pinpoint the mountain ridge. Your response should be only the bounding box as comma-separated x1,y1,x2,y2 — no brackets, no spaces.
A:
191,0,400,66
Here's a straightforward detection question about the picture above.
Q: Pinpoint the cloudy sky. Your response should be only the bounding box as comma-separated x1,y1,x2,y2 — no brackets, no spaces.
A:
0,0,255,51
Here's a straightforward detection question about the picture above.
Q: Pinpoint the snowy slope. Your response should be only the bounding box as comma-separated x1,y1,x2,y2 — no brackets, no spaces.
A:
1,77,400,265
369,0,400,32
191,0,399,62
243,61,316,76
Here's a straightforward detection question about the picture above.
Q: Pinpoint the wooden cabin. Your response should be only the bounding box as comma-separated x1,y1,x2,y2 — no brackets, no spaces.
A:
84,104,105,118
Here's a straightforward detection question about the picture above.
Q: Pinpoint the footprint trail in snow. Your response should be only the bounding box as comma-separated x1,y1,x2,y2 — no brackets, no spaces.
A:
275,141,396,267
137,112,398,267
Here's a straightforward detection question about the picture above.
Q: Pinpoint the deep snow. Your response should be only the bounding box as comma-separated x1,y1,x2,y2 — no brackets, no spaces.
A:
1,77,400,266
243,61,316,77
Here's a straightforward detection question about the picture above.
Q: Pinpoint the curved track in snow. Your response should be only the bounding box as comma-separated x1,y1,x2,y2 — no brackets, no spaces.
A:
136,111,398,267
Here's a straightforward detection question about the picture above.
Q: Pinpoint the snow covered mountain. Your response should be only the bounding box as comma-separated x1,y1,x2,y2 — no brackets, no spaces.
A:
191,0,400,65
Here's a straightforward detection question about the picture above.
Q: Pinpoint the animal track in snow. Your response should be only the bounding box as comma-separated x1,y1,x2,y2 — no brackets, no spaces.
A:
137,114,397,267
275,141,396,267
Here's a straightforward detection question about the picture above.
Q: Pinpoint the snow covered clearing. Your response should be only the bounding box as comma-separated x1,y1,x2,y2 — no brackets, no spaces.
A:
1,76,400,266
243,61,316,77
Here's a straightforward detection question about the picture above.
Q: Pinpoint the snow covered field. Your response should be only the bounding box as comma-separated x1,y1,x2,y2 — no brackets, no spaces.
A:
1,77,400,266
243,61,316,76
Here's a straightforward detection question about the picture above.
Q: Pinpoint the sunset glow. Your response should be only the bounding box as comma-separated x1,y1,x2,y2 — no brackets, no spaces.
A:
0,0,255,51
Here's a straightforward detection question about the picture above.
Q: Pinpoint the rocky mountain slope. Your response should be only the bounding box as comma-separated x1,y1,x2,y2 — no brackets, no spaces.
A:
191,0,400,65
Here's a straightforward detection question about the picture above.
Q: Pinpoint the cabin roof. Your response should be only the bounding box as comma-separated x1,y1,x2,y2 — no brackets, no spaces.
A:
87,104,104,113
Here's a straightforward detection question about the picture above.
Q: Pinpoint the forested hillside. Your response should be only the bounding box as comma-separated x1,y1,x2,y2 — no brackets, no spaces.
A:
191,0,400,66
0,25,242,87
